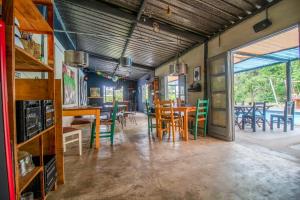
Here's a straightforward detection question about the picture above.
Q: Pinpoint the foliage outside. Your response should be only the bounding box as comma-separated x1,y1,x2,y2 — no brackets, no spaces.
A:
234,60,300,104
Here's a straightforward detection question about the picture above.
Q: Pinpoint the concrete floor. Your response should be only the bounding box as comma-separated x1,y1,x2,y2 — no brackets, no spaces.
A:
49,113,300,200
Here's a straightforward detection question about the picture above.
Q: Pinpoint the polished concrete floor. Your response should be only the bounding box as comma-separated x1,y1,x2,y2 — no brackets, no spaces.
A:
49,114,300,200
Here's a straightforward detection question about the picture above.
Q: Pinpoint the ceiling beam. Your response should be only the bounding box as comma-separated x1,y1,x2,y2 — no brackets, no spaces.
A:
54,2,76,49
87,51,155,71
59,0,208,41
113,0,148,75
235,51,289,62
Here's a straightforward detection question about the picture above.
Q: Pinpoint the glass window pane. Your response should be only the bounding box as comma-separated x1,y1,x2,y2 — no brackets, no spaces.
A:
210,58,225,75
211,76,226,92
212,110,227,127
105,86,114,103
212,93,226,109
115,87,123,102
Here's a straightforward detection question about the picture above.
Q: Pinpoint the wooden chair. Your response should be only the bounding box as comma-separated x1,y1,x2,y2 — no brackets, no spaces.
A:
63,127,82,155
155,100,183,142
270,101,295,132
188,99,209,140
90,102,118,147
242,102,266,132
145,100,156,134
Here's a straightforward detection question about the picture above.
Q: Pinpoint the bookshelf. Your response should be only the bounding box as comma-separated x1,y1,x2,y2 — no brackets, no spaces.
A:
2,0,62,199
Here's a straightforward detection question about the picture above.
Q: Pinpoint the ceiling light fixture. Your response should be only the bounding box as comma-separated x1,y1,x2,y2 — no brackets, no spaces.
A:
153,22,160,33
64,33,89,68
169,37,187,75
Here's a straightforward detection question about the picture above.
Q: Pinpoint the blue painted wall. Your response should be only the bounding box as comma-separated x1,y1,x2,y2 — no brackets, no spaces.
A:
86,73,137,110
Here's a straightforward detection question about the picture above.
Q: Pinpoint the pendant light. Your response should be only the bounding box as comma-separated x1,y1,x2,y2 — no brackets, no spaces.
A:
64,33,89,68
169,37,187,75
120,57,132,67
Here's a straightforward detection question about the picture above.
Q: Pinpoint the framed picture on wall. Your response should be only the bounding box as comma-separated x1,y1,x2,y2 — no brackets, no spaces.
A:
78,70,87,106
194,66,201,81
90,87,101,98
63,65,77,105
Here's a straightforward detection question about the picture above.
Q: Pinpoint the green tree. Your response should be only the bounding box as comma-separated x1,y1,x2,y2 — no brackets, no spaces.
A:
234,60,300,104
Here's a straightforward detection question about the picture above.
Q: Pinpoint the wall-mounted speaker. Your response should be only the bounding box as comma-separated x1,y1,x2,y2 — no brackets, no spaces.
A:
253,18,272,33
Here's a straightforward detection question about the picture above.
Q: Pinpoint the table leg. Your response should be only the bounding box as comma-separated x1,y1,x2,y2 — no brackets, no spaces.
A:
184,110,188,141
95,110,100,149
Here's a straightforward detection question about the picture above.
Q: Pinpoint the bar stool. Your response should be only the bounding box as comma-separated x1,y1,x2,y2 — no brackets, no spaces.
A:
63,127,82,155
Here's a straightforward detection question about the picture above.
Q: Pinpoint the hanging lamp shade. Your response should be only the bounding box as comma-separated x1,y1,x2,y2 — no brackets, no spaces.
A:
64,50,89,68
169,56,187,75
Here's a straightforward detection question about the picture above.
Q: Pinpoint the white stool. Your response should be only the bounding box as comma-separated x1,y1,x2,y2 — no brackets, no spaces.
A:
63,127,82,155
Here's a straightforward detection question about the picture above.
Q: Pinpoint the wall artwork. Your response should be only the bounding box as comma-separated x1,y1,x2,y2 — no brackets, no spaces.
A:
194,66,201,81
63,64,77,105
90,87,101,98
78,70,87,106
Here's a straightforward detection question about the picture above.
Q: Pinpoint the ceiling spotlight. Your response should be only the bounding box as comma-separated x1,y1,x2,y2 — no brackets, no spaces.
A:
153,22,160,33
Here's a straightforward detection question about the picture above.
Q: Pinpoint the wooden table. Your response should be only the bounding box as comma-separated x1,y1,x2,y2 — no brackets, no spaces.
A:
157,106,196,141
63,107,101,149
234,105,273,130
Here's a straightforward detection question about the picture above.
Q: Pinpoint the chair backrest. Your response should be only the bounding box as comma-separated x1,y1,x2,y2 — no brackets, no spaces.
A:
155,100,175,122
145,100,151,115
176,98,185,107
284,101,295,117
254,102,266,116
111,101,118,121
195,99,209,119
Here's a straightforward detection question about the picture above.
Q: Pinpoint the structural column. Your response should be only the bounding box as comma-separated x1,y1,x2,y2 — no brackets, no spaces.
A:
286,61,292,101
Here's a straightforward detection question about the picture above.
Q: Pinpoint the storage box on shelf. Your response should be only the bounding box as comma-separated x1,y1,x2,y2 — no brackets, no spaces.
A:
3,0,62,199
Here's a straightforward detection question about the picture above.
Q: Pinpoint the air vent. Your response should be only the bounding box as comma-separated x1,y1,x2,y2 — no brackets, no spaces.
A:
120,57,132,67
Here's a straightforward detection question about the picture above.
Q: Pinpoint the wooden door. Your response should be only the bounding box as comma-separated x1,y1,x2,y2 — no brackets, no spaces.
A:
207,53,234,141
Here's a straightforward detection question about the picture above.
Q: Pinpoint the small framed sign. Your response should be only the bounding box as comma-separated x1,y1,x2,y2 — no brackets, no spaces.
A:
90,87,101,98
194,66,201,81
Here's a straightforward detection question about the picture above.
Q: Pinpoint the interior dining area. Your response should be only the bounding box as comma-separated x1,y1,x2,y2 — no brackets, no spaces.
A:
0,0,300,200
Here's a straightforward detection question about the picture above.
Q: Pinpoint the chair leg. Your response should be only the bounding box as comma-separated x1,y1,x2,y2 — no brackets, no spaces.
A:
63,136,66,152
79,132,82,156
242,117,245,130
204,115,208,137
172,122,175,142
90,121,95,148
270,116,273,130
284,119,287,132
194,120,198,140
147,117,151,134
291,119,294,130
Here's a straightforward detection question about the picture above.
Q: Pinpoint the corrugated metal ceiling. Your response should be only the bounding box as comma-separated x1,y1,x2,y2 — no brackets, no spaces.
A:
55,0,280,80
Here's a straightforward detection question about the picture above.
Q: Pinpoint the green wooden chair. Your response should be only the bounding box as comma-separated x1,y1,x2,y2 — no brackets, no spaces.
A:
188,99,209,140
90,101,118,147
145,100,156,133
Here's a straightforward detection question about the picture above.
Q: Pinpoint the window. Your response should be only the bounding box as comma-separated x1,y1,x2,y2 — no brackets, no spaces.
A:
167,76,179,100
104,86,114,103
142,84,149,103
104,86,124,102
115,87,123,102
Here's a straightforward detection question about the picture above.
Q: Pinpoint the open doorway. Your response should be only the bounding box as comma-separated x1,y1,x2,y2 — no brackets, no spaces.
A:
165,75,187,102
230,25,300,157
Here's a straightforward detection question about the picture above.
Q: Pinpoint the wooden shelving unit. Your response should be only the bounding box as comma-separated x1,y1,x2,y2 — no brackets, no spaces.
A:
3,0,62,199
15,47,54,72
